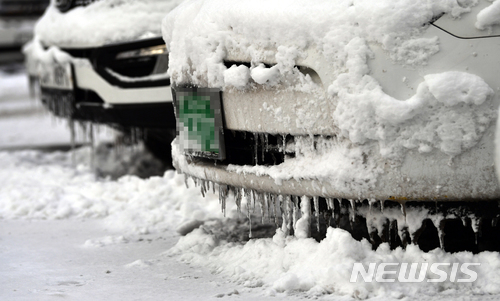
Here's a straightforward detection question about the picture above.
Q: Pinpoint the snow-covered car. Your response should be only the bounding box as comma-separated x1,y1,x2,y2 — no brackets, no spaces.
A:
0,0,49,63
25,0,182,163
165,0,500,251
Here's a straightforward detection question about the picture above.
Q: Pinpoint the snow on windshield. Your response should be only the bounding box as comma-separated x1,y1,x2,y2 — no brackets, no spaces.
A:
35,0,183,47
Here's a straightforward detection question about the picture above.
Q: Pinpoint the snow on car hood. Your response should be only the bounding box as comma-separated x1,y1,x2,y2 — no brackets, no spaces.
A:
35,0,183,48
162,0,473,87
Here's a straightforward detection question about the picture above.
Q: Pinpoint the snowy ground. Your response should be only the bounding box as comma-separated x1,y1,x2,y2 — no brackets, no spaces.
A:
1,66,500,300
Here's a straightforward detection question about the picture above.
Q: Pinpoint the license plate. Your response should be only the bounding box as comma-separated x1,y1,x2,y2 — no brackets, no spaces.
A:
39,62,73,90
172,86,225,160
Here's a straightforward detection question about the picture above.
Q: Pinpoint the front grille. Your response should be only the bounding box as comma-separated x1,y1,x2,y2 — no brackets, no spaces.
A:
0,0,50,16
191,131,339,168
201,130,295,166
60,37,169,89
106,55,161,78
63,45,164,78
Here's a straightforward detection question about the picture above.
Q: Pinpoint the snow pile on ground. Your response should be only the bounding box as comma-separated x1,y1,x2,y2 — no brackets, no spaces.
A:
168,226,500,299
35,0,183,47
0,148,225,235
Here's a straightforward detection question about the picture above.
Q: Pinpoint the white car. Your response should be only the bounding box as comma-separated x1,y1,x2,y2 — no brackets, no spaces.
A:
25,0,182,163
0,0,49,63
164,0,500,251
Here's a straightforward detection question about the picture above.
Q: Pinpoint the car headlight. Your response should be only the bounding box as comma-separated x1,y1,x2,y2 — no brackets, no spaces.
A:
55,0,73,12
115,45,167,60
56,0,97,13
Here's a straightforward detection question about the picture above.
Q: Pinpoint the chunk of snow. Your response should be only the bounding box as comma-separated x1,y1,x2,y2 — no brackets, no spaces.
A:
476,0,500,30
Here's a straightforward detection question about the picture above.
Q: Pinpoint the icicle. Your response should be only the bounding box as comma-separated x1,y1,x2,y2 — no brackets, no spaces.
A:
253,133,259,165
228,185,235,198
206,181,212,194
273,194,279,226
326,198,333,211
295,196,311,238
471,217,482,245
349,199,356,222
282,134,287,156
184,174,190,189
243,188,252,215
257,192,265,223
89,123,95,171
247,189,253,239
260,133,266,162
280,195,292,236
313,196,320,233
333,198,341,228
400,226,410,247
235,187,242,215
368,199,377,214
286,196,293,234
68,118,76,166
432,218,446,250
267,193,273,221
268,193,277,224
277,195,286,235
200,180,206,198
219,185,228,216
400,203,407,225
264,133,269,154
380,200,385,213
292,196,299,231
251,190,257,212
365,213,377,244
389,220,398,248
266,193,272,223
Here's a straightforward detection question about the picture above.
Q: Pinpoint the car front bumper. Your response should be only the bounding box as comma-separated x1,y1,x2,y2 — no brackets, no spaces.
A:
27,37,175,129
171,24,500,202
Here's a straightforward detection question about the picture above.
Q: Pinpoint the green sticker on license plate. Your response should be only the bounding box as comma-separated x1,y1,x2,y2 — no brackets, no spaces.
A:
173,87,225,160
